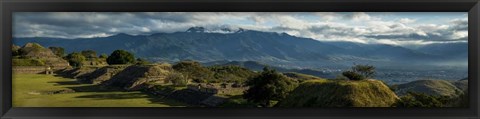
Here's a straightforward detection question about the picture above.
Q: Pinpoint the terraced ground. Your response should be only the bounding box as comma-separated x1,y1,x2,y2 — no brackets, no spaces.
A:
13,73,187,107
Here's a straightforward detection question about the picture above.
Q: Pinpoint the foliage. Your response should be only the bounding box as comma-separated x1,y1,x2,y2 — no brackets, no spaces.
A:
394,92,451,107
342,64,376,81
172,61,214,83
209,65,258,83
66,52,86,68
49,47,65,57
12,58,45,66
81,50,98,58
166,72,188,86
352,64,375,78
106,50,135,65
243,67,298,107
342,71,365,81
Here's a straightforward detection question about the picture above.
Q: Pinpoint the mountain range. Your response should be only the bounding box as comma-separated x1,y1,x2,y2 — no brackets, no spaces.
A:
13,27,467,69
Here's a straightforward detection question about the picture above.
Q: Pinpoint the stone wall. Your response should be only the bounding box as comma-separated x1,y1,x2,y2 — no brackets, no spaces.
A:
13,66,48,74
13,66,67,74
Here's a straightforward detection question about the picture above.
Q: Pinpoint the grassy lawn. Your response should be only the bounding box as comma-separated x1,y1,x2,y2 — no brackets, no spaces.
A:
13,73,188,107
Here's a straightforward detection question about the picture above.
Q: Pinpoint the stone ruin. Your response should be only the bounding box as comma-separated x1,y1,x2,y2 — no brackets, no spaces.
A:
13,43,70,74
77,65,129,84
101,64,173,91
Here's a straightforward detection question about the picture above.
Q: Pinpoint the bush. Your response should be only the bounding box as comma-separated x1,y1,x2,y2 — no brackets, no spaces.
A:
65,52,86,68
49,47,65,57
81,50,97,58
243,67,298,107
394,92,450,107
106,50,135,65
342,71,365,81
166,72,188,86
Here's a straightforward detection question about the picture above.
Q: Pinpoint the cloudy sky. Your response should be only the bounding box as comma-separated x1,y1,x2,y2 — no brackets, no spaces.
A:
13,12,467,46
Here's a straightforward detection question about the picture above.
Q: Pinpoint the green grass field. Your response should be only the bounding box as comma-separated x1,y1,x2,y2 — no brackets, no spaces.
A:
13,73,188,107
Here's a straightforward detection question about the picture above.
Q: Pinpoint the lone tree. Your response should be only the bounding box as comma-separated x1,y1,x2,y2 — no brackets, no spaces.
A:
48,47,65,57
65,52,86,68
243,67,298,107
342,64,376,81
106,50,135,65
81,50,98,58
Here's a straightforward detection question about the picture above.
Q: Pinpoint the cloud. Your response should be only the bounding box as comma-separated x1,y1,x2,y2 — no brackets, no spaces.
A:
13,12,467,46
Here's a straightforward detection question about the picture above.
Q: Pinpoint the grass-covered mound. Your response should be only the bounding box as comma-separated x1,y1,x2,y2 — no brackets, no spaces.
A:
57,66,98,79
276,79,398,107
395,80,463,97
102,63,173,91
78,65,129,84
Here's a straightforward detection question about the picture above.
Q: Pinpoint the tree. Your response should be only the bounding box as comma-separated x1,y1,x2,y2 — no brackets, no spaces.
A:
352,64,375,79
48,47,65,57
106,50,135,65
172,61,214,83
166,72,188,86
342,70,365,81
65,52,86,68
342,64,376,81
81,50,97,58
243,67,298,107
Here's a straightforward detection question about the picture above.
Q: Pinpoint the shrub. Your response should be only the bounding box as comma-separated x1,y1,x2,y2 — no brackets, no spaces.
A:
394,92,450,107
49,47,65,57
243,67,298,107
81,50,98,58
342,71,365,81
166,72,188,86
65,52,86,68
106,50,135,65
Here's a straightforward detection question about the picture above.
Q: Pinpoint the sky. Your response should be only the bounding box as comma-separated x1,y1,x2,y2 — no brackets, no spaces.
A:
13,12,468,46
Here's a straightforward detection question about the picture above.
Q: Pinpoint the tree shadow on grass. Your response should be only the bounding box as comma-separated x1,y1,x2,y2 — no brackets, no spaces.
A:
48,81,81,86
144,92,190,107
75,92,148,100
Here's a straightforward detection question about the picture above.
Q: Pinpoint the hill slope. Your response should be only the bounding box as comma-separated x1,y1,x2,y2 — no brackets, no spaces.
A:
394,80,463,97
276,79,398,107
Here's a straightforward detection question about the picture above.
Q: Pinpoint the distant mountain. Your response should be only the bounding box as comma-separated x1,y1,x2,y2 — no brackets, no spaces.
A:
13,27,466,69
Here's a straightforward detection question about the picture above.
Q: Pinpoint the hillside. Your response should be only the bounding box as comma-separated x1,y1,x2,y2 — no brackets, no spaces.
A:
452,78,468,91
276,79,399,107
394,80,463,97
